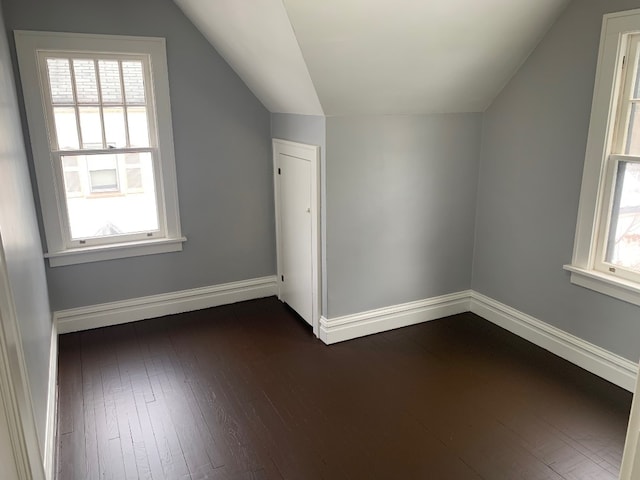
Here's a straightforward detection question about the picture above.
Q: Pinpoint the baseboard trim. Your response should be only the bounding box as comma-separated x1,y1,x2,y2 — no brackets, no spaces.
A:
53,280,638,391
319,291,471,344
55,276,278,334
470,291,638,392
43,322,57,480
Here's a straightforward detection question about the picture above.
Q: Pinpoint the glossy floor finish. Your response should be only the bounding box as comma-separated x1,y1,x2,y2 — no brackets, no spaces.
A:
56,297,632,480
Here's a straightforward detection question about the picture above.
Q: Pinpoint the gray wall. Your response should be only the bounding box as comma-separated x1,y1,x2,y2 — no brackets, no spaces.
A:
271,113,326,149
271,113,328,313
326,114,482,318
0,6,52,452
473,0,640,362
3,0,275,311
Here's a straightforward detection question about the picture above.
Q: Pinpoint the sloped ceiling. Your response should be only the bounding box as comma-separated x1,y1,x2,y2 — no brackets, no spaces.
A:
174,0,570,116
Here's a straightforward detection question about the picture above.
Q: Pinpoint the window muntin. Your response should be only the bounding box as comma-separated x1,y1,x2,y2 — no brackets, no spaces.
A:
39,52,162,248
45,56,152,150
594,34,640,283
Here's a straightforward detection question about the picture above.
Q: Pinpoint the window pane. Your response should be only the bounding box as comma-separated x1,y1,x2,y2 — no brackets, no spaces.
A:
606,161,640,271
625,103,640,155
63,171,82,194
72,59,99,103
62,153,159,240
46,58,74,104
127,106,150,147
634,52,640,99
124,153,140,165
78,107,103,149
122,61,146,104
103,107,127,148
62,156,78,168
98,60,122,104
53,107,79,150
126,167,143,189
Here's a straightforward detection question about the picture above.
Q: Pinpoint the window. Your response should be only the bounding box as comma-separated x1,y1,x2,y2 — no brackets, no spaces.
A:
15,31,185,266
566,9,640,306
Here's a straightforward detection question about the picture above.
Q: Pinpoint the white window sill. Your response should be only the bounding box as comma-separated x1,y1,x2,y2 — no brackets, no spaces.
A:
45,236,187,267
564,264,640,308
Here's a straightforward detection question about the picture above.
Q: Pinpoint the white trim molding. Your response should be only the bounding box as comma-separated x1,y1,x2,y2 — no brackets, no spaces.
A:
0,235,46,479
15,31,184,268
470,291,638,392
44,323,58,480
55,276,278,334
567,9,640,305
564,264,640,308
319,289,637,391
319,291,471,345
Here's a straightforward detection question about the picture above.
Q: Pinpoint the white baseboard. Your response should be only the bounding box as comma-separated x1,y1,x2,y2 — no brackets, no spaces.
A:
319,291,471,344
55,276,278,334
53,280,638,392
43,322,57,480
470,291,639,392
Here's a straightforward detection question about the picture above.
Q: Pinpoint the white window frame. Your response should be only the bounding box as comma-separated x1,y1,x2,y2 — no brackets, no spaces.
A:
566,9,640,307
14,31,185,267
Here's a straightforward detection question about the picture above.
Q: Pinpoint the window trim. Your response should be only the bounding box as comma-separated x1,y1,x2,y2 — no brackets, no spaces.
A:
566,9,640,306
14,31,185,266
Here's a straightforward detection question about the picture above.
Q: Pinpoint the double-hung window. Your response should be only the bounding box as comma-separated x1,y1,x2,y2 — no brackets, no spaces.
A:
567,9,640,305
15,31,185,266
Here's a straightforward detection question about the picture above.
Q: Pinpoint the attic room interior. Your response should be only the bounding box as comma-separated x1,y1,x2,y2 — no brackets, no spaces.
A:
3,0,640,478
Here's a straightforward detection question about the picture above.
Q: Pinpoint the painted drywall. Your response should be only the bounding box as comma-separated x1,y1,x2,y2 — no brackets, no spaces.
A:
0,6,52,453
326,114,481,318
271,113,328,314
3,0,275,311
473,0,640,362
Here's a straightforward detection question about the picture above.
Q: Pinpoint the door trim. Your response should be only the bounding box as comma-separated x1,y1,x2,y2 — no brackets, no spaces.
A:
273,139,321,337
621,364,640,480
0,232,46,479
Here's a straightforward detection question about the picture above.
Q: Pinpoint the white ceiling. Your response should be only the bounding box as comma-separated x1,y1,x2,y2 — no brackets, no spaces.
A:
173,0,324,115
174,0,570,116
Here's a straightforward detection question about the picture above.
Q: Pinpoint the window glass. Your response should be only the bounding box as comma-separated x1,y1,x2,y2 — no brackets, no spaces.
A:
103,107,127,148
605,161,640,272
122,61,146,104
98,60,123,104
52,107,79,150
46,58,74,104
72,59,99,103
63,152,159,240
78,106,103,149
127,106,150,147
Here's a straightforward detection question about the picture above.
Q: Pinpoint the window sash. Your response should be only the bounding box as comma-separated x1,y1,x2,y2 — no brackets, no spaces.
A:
38,52,157,152
595,154,640,282
38,51,166,248
53,148,166,249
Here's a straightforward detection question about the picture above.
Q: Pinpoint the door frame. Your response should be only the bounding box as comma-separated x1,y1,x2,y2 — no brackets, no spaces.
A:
0,232,46,479
273,139,321,337
620,367,640,479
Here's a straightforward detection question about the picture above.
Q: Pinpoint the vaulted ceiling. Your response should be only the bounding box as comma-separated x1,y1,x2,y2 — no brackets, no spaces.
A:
173,0,570,116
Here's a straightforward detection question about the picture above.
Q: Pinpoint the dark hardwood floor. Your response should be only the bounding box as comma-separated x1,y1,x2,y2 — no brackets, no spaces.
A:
55,297,632,480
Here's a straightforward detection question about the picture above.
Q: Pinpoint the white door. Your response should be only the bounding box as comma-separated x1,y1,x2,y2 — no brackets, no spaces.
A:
273,140,320,333
620,368,640,479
